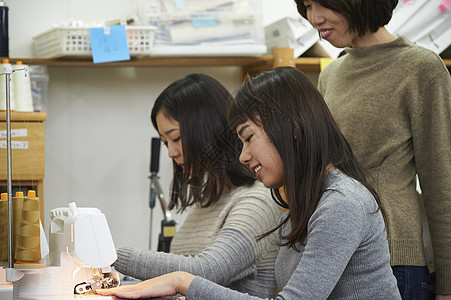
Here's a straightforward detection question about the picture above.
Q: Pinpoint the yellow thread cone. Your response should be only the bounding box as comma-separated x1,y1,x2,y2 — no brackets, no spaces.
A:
0,193,7,261
14,191,41,263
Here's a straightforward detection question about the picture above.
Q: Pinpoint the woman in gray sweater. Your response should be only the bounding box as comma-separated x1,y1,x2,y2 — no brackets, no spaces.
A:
99,67,401,299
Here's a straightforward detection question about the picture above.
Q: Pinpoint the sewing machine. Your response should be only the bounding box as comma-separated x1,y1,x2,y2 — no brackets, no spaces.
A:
5,202,119,299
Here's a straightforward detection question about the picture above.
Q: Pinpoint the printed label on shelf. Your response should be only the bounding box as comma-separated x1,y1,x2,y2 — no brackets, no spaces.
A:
0,141,29,149
0,129,28,139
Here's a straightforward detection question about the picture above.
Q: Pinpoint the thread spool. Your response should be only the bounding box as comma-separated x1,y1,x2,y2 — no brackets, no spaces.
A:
0,58,15,111
12,191,23,263
13,190,44,267
12,62,34,112
0,193,8,263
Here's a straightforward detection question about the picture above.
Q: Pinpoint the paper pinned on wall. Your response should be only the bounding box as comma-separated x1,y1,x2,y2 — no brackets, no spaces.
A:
89,25,130,64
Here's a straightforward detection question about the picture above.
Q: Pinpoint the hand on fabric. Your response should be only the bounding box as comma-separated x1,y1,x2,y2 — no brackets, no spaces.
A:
436,295,451,300
96,272,195,299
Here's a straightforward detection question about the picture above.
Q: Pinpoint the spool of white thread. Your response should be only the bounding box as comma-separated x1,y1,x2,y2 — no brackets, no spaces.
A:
12,61,33,112
0,58,16,111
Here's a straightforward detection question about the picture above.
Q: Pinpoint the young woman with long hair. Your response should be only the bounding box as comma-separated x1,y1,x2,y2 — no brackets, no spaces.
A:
99,67,401,299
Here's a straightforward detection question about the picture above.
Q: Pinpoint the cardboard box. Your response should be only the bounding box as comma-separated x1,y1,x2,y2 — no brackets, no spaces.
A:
0,122,45,181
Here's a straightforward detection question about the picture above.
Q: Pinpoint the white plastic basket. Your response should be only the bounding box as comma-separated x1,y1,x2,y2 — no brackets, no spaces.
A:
33,26,156,58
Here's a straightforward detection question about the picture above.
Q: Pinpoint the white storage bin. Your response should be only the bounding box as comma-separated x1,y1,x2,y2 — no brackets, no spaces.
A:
143,0,267,56
33,26,156,58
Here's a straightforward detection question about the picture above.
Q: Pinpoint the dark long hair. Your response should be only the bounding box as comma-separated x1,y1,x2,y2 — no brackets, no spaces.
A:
228,67,383,248
295,0,398,36
151,73,255,211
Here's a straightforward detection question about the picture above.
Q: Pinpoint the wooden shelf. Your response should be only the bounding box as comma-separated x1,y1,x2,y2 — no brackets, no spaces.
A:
10,56,324,70
7,49,327,79
7,54,450,72
10,56,273,68
0,112,47,122
2,52,320,74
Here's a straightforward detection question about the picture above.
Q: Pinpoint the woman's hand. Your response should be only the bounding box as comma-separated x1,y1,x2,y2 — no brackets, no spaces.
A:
96,271,195,299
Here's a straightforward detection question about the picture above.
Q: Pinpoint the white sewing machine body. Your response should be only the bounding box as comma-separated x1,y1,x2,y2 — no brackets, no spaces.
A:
7,202,119,300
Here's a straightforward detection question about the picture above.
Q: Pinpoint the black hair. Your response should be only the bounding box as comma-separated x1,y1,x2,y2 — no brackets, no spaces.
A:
151,73,255,211
228,67,383,249
295,0,398,36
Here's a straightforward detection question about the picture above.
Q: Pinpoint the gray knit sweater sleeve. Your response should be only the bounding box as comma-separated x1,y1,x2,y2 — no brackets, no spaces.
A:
186,171,401,299
115,229,256,284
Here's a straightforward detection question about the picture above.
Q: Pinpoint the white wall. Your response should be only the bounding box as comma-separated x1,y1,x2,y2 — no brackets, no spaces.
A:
6,0,300,251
